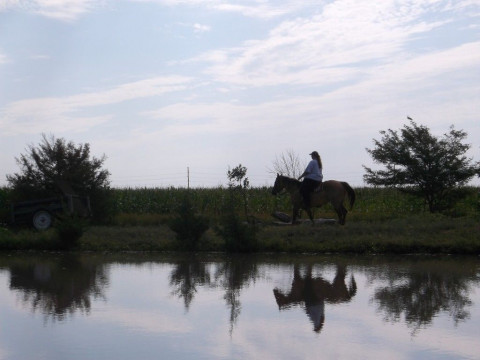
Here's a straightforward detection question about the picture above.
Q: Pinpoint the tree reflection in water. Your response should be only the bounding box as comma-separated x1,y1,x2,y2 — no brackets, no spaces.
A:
169,255,262,334
7,254,108,321
370,257,480,334
273,264,357,333
214,256,261,334
169,255,211,311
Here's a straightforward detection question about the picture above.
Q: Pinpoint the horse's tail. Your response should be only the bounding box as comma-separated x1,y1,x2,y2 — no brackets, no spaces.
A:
340,182,355,209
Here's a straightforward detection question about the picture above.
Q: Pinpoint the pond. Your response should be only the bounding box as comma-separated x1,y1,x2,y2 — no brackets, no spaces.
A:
0,253,479,360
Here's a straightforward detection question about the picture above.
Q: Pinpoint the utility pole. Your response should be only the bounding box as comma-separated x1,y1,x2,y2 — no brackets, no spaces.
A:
187,167,190,189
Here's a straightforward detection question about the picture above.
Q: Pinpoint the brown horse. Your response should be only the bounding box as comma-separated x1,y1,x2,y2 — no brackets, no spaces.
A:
271,174,355,225
273,264,357,332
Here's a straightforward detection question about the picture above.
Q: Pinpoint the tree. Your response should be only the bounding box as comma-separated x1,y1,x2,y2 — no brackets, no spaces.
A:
269,149,305,178
363,119,480,213
216,164,258,253
7,134,111,222
227,164,250,220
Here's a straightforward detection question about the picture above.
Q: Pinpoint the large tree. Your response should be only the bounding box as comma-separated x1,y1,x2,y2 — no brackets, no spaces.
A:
7,134,111,221
363,120,480,212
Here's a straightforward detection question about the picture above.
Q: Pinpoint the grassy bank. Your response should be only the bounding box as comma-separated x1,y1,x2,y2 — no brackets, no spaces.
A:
1,214,478,254
82,214,480,254
0,186,478,254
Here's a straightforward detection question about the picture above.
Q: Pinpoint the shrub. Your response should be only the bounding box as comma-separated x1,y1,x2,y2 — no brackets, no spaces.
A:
215,165,259,253
169,194,209,251
0,187,11,226
216,209,258,253
54,215,88,250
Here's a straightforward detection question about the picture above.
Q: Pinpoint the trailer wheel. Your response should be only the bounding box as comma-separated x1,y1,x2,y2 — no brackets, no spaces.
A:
32,210,53,230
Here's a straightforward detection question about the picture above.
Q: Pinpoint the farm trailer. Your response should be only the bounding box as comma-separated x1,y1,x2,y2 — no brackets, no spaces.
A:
11,194,91,231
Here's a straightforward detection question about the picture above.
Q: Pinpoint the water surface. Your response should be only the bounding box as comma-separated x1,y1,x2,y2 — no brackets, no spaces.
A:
0,253,478,360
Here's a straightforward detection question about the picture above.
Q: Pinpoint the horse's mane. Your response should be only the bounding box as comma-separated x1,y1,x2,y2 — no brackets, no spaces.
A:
279,175,301,186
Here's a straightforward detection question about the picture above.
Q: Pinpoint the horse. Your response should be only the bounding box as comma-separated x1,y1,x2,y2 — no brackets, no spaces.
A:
271,174,355,225
273,264,357,332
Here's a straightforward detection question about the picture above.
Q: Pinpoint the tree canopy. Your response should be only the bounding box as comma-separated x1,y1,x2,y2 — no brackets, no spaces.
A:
7,135,112,223
7,134,110,199
363,120,480,212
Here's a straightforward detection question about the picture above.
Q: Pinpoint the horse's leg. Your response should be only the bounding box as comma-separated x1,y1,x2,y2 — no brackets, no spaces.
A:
334,204,343,225
342,206,348,224
306,207,314,225
292,206,298,225
335,205,347,225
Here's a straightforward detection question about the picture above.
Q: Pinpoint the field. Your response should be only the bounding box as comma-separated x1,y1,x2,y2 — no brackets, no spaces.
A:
0,186,479,254
108,186,479,224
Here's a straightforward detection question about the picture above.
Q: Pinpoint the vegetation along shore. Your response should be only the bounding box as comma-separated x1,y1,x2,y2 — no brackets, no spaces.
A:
1,186,479,254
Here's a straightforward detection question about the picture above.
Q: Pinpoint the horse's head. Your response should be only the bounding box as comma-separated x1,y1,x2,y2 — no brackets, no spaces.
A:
271,174,284,195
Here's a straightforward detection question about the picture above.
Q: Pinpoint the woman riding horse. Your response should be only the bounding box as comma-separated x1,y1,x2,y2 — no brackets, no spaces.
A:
298,151,323,208
272,174,355,225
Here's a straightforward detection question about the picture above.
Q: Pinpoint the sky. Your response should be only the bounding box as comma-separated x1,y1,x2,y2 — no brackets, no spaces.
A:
0,0,479,188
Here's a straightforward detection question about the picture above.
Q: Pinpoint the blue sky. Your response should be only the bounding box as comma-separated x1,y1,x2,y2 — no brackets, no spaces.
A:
1,0,479,188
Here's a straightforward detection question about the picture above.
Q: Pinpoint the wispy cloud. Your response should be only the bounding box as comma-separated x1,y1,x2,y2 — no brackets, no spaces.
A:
30,54,50,60
0,76,193,135
0,0,103,21
130,0,307,18
193,23,210,33
0,52,8,64
195,1,462,87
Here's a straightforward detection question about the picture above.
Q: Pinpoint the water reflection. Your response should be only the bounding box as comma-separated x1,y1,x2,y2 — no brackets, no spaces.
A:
3,254,108,320
0,253,478,338
367,257,480,333
273,264,357,332
169,255,262,333
169,255,211,310
213,256,261,334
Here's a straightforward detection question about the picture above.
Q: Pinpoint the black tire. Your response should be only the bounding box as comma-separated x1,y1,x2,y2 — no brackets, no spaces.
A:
32,210,53,230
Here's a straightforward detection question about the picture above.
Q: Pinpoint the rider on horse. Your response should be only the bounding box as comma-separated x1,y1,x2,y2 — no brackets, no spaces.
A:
298,151,323,208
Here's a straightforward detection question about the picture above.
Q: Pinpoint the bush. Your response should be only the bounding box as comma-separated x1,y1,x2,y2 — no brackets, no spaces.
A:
216,189,258,253
0,187,11,226
168,194,209,251
54,215,88,250
216,211,258,253
214,164,259,253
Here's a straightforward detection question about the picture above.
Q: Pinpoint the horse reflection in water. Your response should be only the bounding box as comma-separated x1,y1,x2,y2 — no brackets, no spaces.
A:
273,264,357,332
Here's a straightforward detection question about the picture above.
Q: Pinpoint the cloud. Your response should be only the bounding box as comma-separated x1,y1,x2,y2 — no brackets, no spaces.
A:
148,41,480,134
0,0,20,11
211,1,305,19
193,23,211,33
0,52,8,65
30,54,50,60
0,76,193,135
0,0,103,21
190,1,475,87
130,0,307,19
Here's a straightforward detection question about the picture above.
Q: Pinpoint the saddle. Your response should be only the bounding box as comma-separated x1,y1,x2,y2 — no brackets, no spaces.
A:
313,182,323,193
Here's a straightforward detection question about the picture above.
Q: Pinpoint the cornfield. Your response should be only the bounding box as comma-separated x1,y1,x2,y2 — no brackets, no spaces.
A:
1,185,478,226
110,186,479,220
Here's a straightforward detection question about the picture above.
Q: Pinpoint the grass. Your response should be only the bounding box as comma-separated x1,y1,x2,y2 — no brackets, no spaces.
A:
2,213,476,254
257,215,480,254
0,186,478,254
